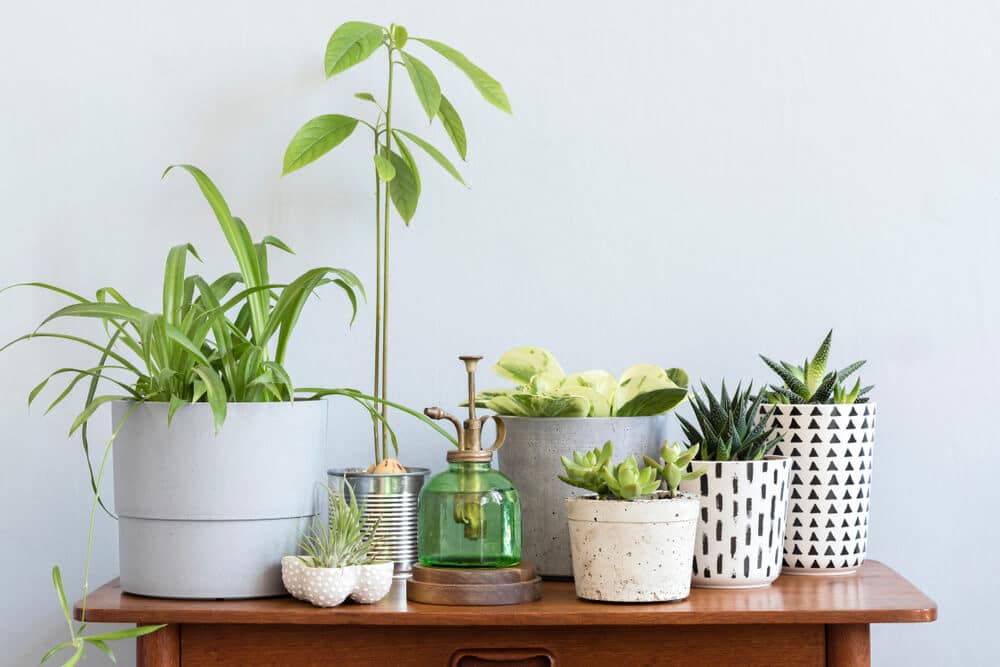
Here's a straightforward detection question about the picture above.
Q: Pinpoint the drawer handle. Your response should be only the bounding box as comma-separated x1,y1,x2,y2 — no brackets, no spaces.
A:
451,648,554,667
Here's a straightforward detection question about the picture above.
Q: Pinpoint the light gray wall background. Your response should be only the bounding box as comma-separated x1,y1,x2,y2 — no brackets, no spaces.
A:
1,1,995,664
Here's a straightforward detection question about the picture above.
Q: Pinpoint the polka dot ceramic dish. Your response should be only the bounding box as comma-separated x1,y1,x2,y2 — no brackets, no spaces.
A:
281,556,394,607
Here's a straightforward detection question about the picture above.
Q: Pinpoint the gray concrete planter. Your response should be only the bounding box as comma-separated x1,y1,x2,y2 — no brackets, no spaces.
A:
112,400,327,598
496,415,668,578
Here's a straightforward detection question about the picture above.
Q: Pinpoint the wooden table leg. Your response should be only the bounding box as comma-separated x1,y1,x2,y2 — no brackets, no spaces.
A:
825,624,870,667
137,624,180,667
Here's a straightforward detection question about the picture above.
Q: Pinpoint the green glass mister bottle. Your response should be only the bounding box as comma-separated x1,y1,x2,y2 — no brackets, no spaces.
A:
419,356,522,568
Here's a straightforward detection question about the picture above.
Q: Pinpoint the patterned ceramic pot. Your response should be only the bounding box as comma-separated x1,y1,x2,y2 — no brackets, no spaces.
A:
761,403,876,575
565,493,698,602
680,457,791,588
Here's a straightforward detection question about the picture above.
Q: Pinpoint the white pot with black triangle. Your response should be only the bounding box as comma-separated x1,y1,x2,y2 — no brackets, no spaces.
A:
760,402,876,575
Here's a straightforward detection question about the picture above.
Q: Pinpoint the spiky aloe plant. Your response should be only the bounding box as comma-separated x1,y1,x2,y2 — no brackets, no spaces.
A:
643,442,706,498
759,330,872,404
677,381,783,461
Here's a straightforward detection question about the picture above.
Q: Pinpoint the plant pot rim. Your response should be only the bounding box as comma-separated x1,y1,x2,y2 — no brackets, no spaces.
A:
113,398,328,407
761,401,876,408
691,454,790,465
495,414,669,423
565,492,698,504
328,466,431,478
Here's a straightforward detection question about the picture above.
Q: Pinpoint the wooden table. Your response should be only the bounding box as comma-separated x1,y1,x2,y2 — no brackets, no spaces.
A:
76,560,935,666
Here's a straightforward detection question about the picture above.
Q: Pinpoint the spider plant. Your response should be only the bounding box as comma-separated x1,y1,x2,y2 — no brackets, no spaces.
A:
283,20,510,469
5,164,456,666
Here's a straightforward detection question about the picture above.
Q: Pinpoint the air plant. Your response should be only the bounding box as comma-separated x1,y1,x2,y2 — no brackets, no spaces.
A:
297,481,381,569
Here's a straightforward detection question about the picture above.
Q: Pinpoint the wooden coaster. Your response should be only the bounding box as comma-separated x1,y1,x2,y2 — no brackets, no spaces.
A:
407,562,542,606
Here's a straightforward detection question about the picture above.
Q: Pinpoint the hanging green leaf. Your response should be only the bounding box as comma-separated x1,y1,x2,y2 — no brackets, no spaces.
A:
387,150,420,223
391,24,408,49
400,51,442,120
393,129,464,184
354,92,377,103
325,22,385,78
282,115,359,175
374,153,396,182
412,38,511,113
437,95,467,160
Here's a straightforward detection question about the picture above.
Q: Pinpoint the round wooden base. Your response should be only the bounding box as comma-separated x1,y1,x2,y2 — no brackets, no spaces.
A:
407,562,542,606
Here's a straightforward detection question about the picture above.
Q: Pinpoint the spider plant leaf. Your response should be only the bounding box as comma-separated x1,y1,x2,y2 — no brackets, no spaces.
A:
40,367,139,414
393,129,465,184
69,395,131,437
437,95,467,160
80,624,167,642
38,302,145,330
191,365,227,433
374,153,396,182
282,114,360,175
82,638,115,662
40,642,73,664
387,149,420,223
163,243,200,327
164,165,269,340
61,646,84,667
412,37,511,113
1,281,86,303
325,21,385,78
399,51,442,120
167,395,187,426
50,566,71,623
261,361,294,401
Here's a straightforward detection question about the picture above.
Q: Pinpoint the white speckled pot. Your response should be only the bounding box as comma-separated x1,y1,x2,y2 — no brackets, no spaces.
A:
281,557,395,607
680,457,791,589
350,561,395,604
565,493,699,602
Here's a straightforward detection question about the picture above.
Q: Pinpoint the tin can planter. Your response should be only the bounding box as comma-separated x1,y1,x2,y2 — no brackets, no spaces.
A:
330,468,429,576
680,457,791,588
565,493,698,602
113,400,327,599
762,403,876,574
497,416,668,578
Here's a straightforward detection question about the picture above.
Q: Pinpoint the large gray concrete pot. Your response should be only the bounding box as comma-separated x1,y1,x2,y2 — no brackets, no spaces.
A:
496,416,668,578
112,400,327,598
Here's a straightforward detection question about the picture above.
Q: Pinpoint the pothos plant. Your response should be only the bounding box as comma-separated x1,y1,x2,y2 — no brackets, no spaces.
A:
473,346,689,418
282,21,510,471
3,166,455,666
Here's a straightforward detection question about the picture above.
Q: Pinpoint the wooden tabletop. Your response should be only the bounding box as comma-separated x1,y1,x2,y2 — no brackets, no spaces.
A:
75,560,935,627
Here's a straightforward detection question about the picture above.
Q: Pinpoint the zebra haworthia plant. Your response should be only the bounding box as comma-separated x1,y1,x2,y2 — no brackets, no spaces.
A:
282,21,510,469
677,381,784,461
475,346,689,418
3,166,454,666
760,330,873,405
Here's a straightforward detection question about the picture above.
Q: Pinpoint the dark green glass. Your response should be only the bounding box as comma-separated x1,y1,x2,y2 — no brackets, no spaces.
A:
418,462,521,568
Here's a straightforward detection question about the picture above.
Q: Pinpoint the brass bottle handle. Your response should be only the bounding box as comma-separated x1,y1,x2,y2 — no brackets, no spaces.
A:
480,414,506,453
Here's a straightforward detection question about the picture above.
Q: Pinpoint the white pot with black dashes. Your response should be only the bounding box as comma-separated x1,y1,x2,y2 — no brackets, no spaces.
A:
680,457,791,588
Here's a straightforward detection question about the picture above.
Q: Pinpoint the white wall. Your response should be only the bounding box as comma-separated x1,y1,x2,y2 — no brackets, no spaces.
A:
1,1,996,664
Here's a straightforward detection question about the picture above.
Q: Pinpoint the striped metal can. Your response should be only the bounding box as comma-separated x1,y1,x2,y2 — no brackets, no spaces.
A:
328,467,429,577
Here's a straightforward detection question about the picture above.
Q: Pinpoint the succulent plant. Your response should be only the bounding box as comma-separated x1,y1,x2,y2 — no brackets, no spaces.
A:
643,442,706,498
296,481,380,569
760,330,872,405
474,346,689,418
557,441,614,496
677,381,783,461
601,455,661,500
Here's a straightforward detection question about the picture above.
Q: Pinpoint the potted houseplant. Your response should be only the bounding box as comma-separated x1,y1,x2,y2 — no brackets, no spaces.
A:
676,381,790,588
474,346,689,577
282,20,510,574
759,330,875,574
282,481,394,607
560,441,704,602
4,166,443,664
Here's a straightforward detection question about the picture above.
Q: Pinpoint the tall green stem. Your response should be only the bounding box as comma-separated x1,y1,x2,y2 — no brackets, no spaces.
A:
372,130,382,463
379,45,395,461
